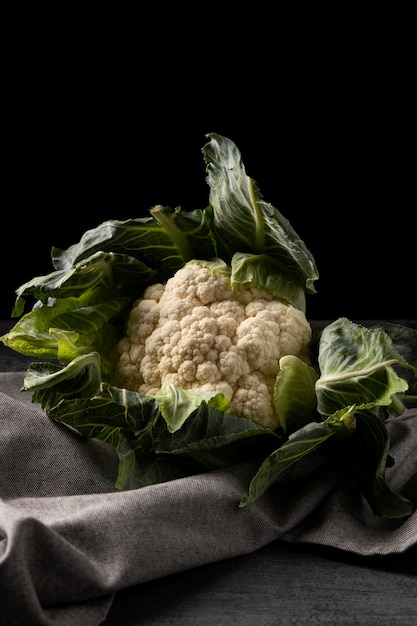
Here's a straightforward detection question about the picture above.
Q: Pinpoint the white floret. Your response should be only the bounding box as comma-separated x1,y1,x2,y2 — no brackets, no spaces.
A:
114,262,312,429
232,374,276,429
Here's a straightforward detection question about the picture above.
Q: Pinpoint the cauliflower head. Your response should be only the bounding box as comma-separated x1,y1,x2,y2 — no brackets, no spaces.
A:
114,260,312,429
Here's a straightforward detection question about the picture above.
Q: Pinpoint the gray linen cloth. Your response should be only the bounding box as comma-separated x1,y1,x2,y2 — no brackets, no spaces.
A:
1,373,416,626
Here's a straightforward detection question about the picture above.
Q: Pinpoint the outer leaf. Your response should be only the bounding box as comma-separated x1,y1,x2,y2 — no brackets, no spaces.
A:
315,318,416,418
371,322,417,370
274,355,318,434
2,292,129,383
46,381,279,487
11,251,156,317
154,383,232,433
153,400,278,456
371,322,417,412
52,206,215,276
203,133,319,294
48,395,128,445
343,410,413,519
230,252,307,312
101,383,161,434
240,405,357,507
105,384,278,469
115,432,192,490
27,352,102,413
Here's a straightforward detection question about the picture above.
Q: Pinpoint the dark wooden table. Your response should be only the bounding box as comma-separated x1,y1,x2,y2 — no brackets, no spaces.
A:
103,540,417,625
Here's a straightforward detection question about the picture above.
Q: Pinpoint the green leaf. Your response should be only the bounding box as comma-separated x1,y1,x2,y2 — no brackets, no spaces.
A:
52,206,215,277
153,400,277,457
347,410,413,519
371,322,417,413
47,384,160,450
154,383,232,433
2,289,129,382
274,355,318,434
46,381,278,484
370,322,417,370
115,432,191,490
11,251,156,317
230,252,307,311
49,395,127,444
27,352,103,413
203,133,319,294
240,405,357,507
315,318,416,418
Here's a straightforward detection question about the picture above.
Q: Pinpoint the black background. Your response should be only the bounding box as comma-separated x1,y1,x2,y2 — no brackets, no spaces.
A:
2,20,415,324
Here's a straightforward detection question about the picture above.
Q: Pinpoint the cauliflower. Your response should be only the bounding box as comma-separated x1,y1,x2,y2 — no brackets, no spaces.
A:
114,260,312,430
